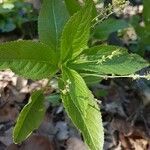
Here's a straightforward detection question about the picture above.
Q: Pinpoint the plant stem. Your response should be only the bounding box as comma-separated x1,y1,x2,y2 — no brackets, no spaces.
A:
82,73,150,80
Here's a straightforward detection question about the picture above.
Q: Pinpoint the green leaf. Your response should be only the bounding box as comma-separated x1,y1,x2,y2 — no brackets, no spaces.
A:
59,67,104,150
136,25,150,46
143,0,150,25
13,90,46,143
60,1,94,62
64,0,81,15
93,18,129,40
89,0,97,21
64,0,97,17
46,94,61,106
131,16,150,53
0,40,58,80
82,73,102,85
68,45,149,75
38,0,69,50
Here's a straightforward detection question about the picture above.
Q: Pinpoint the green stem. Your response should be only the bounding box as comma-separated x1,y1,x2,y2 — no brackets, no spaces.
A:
81,73,150,80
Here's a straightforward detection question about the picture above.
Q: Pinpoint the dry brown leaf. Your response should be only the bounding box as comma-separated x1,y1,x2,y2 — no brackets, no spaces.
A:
0,102,19,123
129,138,149,150
7,135,55,150
6,144,19,150
66,137,88,150
21,135,55,150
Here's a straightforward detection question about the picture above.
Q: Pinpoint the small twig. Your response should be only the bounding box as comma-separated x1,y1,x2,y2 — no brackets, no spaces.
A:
92,11,114,28
91,1,129,28
82,73,150,80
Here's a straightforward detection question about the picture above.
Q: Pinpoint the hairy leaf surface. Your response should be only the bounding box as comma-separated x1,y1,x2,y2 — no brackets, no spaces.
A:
59,67,104,150
68,45,149,75
64,0,81,15
143,0,150,25
13,90,46,143
38,0,69,50
60,1,94,62
0,41,58,79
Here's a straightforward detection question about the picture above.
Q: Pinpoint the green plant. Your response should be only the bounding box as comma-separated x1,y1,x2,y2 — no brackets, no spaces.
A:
0,1,37,33
91,0,129,42
130,0,150,56
93,18,129,41
0,0,149,149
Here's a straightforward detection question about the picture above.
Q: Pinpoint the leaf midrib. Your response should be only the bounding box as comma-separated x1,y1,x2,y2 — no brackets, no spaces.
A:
64,70,98,149
65,94,98,150
52,0,58,50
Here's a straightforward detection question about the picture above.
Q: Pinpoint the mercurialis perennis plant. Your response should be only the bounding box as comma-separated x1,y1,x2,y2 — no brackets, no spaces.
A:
0,0,149,150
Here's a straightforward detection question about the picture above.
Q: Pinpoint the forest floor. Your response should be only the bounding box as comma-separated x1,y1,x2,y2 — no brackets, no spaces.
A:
0,64,149,150
0,2,150,150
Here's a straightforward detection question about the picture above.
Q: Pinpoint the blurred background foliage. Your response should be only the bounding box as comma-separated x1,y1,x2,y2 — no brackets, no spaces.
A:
0,0,149,59
0,0,38,34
